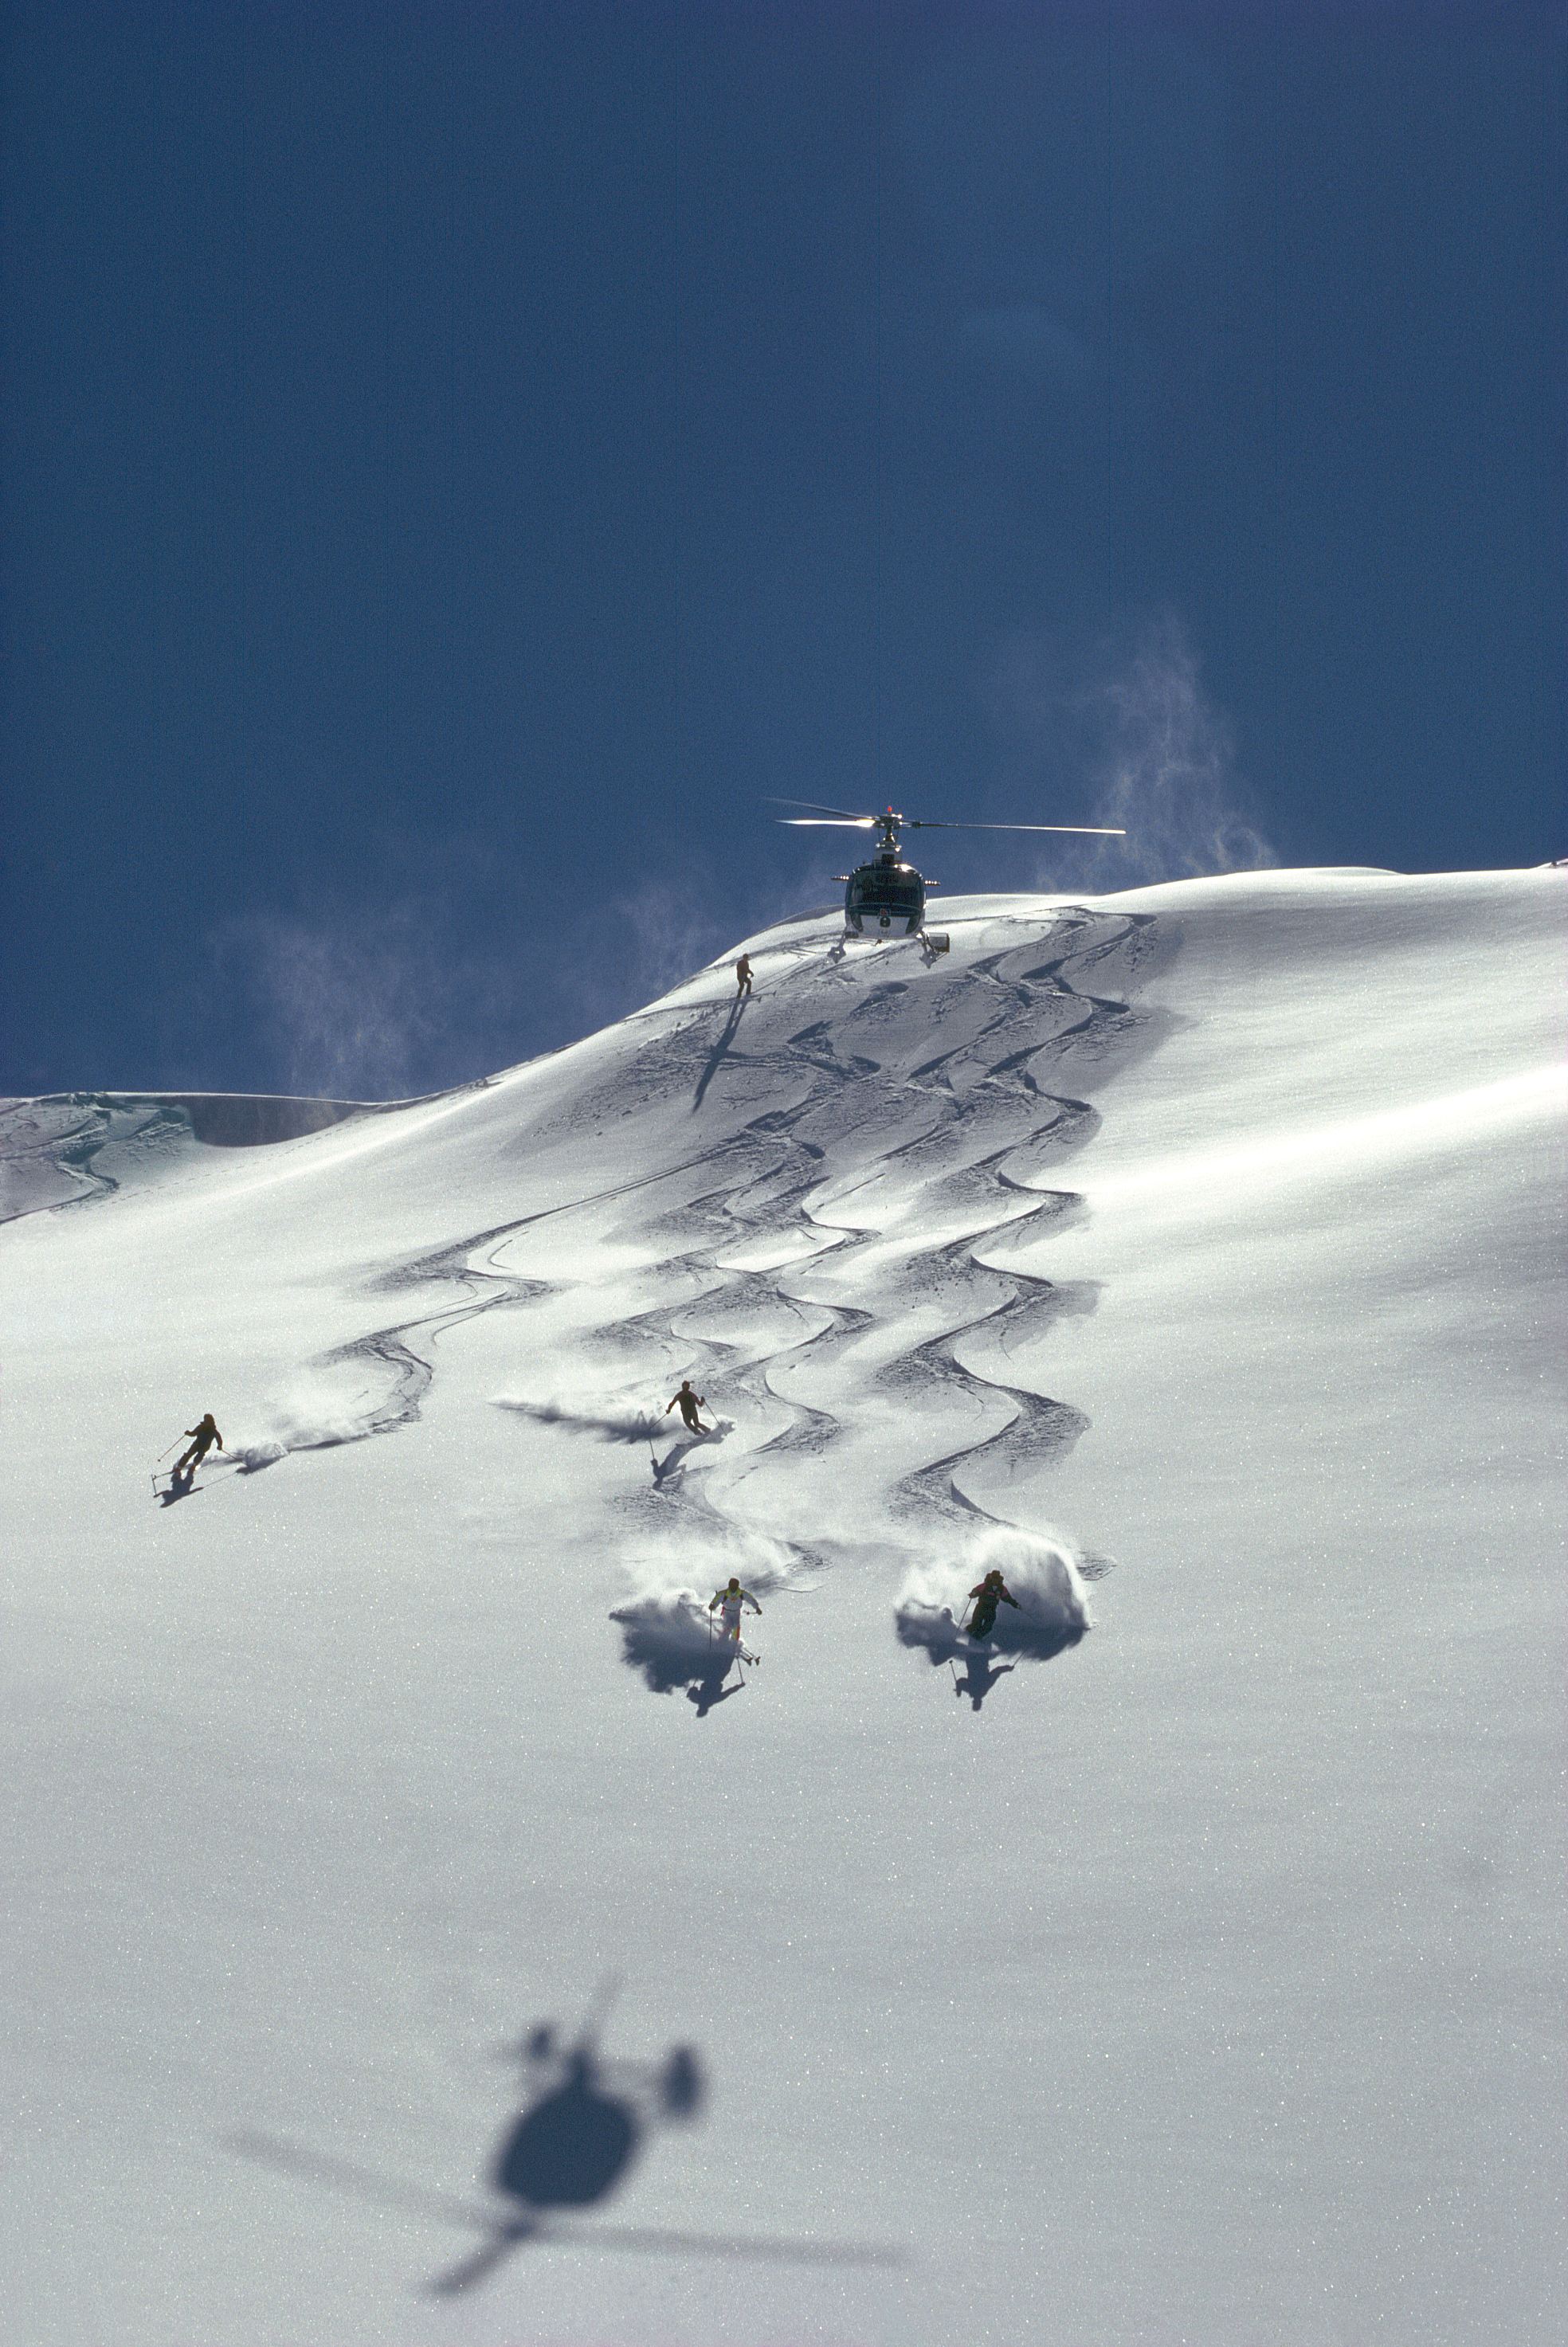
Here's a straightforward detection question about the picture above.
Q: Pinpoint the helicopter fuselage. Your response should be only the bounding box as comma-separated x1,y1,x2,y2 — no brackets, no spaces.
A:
494,2069,639,2210
842,852,931,936
778,796,1122,939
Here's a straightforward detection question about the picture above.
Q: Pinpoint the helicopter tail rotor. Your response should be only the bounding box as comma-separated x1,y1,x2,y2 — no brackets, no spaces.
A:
659,2045,706,2120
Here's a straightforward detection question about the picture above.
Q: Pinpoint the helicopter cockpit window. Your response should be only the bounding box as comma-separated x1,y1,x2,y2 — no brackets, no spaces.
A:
853,869,922,909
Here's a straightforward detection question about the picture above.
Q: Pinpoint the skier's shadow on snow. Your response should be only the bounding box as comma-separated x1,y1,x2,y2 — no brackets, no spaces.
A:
610,1597,747,1715
896,1605,1084,1709
692,996,747,1111
497,1400,663,1446
157,1452,269,1504
686,1667,745,1717
650,1421,730,1486
950,1655,1016,1711
649,1435,703,1487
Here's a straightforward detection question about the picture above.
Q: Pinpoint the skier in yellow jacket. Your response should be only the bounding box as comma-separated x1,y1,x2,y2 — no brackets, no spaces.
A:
708,1576,761,1660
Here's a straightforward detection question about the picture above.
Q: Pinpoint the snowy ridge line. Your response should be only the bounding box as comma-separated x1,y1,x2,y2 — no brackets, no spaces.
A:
0,1095,199,1219
33,1064,521,1228
0,1087,476,1224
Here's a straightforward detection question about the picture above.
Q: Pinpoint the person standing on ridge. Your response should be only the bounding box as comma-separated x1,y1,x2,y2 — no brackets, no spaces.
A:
174,1412,224,1477
665,1380,710,1435
708,1576,761,1655
963,1568,1019,1641
735,954,753,997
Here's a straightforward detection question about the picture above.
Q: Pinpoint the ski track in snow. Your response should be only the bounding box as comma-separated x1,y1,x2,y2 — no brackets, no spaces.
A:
13,910,1159,1621
0,1094,196,1215
603,910,1154,1583
279,906,1159,1630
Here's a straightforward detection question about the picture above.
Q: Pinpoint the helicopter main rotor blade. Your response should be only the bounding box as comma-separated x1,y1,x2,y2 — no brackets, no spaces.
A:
527,2216,907,2267
767,795,880,821
226,2130,498,2232
229,2130,906,2278
574,1971,625,2053
768,796,1126,837
429,2213,902,2291
903,819,1126,837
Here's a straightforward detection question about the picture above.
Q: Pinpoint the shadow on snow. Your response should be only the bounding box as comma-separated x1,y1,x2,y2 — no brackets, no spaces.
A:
229,1981,901,2291
610,1590,751,1714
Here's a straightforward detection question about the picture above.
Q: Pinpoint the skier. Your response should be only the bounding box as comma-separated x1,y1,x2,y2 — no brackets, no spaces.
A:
708,1576,761,1657
735,954,753,997
664,1380,709,1435
173,1412,224,1477
963,1568,1019,1641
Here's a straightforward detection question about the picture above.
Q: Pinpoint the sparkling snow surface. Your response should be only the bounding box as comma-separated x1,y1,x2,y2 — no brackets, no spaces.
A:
2,868,1564,2347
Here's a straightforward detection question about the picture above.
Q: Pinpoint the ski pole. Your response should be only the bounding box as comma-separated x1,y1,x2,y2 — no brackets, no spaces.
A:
155,1437,183,1462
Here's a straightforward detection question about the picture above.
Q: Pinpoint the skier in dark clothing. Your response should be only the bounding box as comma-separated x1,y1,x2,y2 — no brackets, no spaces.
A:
964,1568,1019,1641
735,954,753,997
174,1413,224,1476
664,1380,709,1435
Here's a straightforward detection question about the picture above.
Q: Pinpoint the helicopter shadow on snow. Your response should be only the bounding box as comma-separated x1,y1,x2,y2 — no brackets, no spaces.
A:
229,1981,902,2294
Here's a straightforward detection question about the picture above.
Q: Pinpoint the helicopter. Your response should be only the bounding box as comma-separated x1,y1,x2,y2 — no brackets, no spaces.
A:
774,798,1125,937
229,1979,901,2293
423,1988,708,2294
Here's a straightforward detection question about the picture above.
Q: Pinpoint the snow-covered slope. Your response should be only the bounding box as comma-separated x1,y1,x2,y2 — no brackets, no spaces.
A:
2,868,1563,2347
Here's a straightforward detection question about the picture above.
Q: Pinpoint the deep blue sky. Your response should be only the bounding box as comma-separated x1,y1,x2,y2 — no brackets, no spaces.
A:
2,1,1562,1100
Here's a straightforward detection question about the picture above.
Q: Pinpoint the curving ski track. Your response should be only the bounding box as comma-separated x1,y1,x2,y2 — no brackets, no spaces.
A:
199,906,1164,1605
221,909,1162,1587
